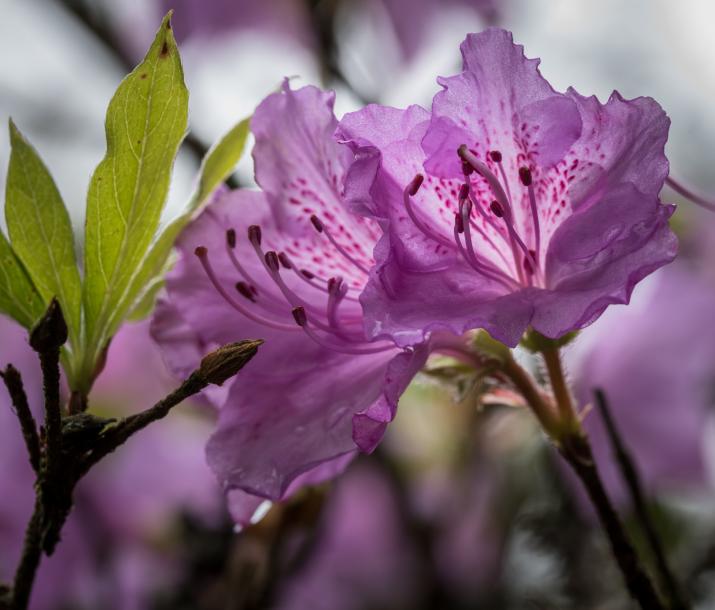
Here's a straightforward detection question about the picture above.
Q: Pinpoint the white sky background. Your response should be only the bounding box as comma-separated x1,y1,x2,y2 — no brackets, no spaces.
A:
0,0,714,228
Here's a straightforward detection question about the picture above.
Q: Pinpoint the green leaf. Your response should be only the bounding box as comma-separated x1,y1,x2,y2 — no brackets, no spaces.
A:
82,12,188,362
5,120,82,341
195,117,250,205
104,115,251,332
0,231,45,328
127,277,166,322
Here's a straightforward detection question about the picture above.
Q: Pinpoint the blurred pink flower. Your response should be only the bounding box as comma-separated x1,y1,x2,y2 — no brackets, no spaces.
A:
571,262,715,506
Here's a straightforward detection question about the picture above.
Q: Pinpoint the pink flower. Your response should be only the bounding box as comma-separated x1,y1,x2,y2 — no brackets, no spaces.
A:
338,28,677,347
152,83,433,523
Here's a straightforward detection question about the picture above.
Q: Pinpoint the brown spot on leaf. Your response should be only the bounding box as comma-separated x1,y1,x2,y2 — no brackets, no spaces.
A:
140,73,147,80
160,41,169,57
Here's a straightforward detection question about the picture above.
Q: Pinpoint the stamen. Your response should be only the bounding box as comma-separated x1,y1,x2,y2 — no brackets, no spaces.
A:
278,252,292,269
489,200,504,218
458,146,513,218
521,167,541,267
459,146,524,278
309,214,371,276
459,201,518,289
665,176,715,213
264,251,280,272
291,307,395,356
194,246,296,331
248,225,262,246
235,282,256,302
402,175,454,249
225,229,265,295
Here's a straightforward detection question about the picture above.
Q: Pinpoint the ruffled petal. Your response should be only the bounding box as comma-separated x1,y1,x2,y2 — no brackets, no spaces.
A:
423,28,581,179
533,183,677,338
206,343,423,500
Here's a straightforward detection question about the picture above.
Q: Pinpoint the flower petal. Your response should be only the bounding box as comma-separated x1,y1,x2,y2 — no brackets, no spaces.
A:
423,28,582,179
206,343,424,500
533,183,677,338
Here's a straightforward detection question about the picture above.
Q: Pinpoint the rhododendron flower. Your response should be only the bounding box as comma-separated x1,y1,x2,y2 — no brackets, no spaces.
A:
338,28,677,348
153,84,443,521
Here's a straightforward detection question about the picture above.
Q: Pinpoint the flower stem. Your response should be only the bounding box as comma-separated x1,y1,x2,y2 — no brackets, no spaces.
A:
500,353,559,436
540,343,578,431
594,389,690,610
559,432,667,610
536,344,667,610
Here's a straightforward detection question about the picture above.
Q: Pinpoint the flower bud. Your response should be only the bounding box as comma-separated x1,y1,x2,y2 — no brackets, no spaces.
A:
199,340,263,386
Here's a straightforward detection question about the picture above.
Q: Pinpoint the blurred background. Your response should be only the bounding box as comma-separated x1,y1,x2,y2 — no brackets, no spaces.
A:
1,0,715,608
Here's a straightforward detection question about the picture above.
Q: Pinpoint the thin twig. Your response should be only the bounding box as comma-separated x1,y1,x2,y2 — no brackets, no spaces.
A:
78,371,208,475
560,433,667,610
0,366,41,473
594,389,690,610
78,339,262,476
514,339,668,610
10,500,43,610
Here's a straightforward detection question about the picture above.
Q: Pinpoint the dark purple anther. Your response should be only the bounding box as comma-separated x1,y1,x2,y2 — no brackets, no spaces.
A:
408,174,424,196
248,225,262,246
489,150,502,163
310,215,324,233
291,306,307,326
278,252,292,269
235,282,256,302
519,167,532,186
264,251,280,272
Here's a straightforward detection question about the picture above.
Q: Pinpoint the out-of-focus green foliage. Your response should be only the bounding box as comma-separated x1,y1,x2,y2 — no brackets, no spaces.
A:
0,13,250,396
5,121,82,345
0,231,44,329
81,12,188,389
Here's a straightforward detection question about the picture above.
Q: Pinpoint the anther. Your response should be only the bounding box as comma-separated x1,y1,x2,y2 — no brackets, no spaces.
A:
408,174,424,196
264,251,280,272
301,269,315,280
489,201,504,218
248,225,262,246
458,183,470,201
292,306,307,327
310,215,324,233
462,162,474,176
519,167,532,186
226,228,236,249
278,252,292,269
235,282,256,302
489,150,502,163
195,246,208,258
